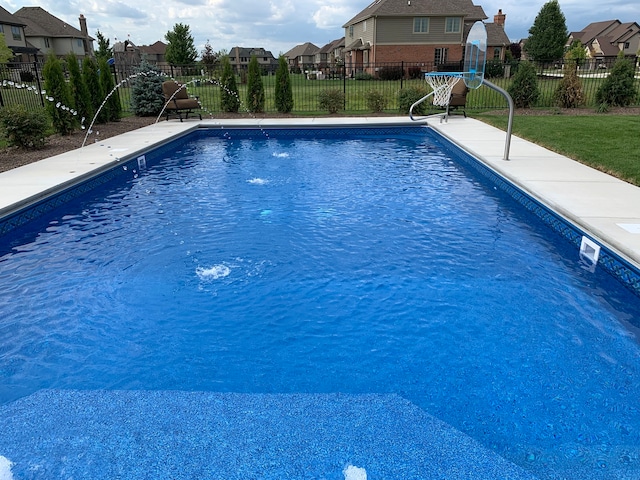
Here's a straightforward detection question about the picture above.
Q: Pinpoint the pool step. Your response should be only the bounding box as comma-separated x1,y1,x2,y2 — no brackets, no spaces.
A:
0,390,537,479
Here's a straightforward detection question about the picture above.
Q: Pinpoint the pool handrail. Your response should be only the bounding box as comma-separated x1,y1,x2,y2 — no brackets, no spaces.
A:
410,78,515,161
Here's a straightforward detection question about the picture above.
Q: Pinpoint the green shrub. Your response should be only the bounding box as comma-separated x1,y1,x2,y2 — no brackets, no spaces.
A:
98,58,121,122
219,56,240,113
42,54,76,135
365,90,387,112
19,70,34,82
507,60,539,108
354,72,374,81
378,66,403,81
275,55,293,113
246,56,265,113
0,104,48,149
485,60,505,79
67,52,93,125
595,56,637,107
553,62,584,108
82,57,103,124
318,89,345,113
407,66,423,79
130,59,164,116
397,86,429,115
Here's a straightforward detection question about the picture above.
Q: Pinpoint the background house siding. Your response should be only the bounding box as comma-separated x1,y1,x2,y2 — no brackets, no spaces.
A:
376,17,464,44
373,43,464,64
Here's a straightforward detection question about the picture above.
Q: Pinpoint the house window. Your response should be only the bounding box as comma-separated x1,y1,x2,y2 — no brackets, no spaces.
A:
11,26,21,41
349,26,354,38
624,42,630,49
414,17,429,33
77,39,83,48
0,25,3,33
434,48,448,64
445,17,461,33
44,38,50,48
363,20,367,32
493,47,501,59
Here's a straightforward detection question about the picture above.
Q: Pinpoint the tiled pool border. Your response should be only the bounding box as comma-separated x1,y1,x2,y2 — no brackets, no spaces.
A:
1,124,639,298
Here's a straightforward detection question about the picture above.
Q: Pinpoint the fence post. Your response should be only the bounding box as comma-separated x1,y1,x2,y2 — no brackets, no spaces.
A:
34,61,44,107
343,63,347,110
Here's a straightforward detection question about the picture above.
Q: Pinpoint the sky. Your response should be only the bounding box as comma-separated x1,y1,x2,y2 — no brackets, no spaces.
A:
4,0,640,56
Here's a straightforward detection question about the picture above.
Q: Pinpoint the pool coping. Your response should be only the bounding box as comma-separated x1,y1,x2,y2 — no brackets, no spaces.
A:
1,115,639,274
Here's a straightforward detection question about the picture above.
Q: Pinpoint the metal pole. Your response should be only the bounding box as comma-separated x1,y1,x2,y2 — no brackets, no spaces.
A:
482,79,514,160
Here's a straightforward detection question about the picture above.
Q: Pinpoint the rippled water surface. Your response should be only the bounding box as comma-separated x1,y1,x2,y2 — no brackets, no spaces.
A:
1,129,639,479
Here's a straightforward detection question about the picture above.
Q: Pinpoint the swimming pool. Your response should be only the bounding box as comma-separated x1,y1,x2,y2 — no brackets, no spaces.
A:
1,125,639,479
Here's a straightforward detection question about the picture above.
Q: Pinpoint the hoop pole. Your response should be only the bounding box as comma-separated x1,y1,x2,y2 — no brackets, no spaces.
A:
483,79,514,160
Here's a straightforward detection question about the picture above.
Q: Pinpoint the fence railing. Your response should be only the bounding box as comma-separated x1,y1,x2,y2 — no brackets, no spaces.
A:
1,59,639,116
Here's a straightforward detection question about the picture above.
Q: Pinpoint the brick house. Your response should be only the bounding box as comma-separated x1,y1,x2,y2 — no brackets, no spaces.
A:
284,42,319,72
342,0,487,72
0,5,39,62
229,46,279,74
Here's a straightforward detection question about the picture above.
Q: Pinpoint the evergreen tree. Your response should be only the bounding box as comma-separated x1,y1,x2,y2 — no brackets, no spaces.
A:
246,56,265,113
219,56,240,113
130,58,164,116
98,57,121,122
507,60,540,108
165,23,198,65
42,54,76,135
95,30,113,60
523,0,568,63
275,55,293,113
82,57,103,123
595,54,638,107
553,61,584,108
66,52,93,126
0,33,14,65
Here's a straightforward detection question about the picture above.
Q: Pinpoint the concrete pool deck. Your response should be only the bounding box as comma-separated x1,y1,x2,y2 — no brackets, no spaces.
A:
1,115,639,271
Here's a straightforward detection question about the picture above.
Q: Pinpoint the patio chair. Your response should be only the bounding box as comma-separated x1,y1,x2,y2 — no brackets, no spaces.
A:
447,81,468,117
161,81,202,122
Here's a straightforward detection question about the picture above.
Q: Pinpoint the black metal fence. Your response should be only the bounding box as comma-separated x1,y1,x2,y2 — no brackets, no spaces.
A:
1,59,639,115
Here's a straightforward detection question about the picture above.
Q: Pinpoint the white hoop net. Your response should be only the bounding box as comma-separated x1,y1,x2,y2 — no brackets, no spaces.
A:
425,74,461,107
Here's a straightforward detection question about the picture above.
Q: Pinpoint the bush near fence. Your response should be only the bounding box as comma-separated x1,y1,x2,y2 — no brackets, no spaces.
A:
1,59,638,116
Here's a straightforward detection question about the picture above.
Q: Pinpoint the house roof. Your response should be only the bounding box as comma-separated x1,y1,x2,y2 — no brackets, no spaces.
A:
571,19,619,44
229,46,276,59
607,22,640,43
140,41,166,55
284,42,319,58
14,6,93,40
0,5,26,27
343,0,487,27
593,36,622,56
485,22,509,46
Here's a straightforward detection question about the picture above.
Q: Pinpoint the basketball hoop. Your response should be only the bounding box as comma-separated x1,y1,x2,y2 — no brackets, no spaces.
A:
424,73,462,107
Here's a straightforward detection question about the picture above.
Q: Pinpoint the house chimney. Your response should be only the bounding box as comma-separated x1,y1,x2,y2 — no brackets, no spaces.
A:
79,14,88,36
494,9,506,27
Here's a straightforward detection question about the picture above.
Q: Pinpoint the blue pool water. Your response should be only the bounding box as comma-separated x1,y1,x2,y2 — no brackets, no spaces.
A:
1,127,639,479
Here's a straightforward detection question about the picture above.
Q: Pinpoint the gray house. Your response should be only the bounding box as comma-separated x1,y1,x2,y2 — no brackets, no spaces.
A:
284,42,319,72
229,46,278,74
13,7,94,61
0,6,38,62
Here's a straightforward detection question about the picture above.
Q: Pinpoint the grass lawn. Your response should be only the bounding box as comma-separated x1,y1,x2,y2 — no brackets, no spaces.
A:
473,113,640,186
